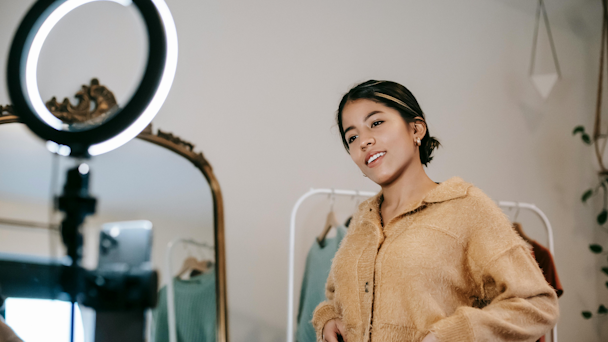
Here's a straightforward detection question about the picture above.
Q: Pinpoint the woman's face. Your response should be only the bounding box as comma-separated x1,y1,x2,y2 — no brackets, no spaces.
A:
342,99,423,186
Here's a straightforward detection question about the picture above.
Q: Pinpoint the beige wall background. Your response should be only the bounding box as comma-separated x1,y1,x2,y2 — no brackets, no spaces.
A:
0,0,606,341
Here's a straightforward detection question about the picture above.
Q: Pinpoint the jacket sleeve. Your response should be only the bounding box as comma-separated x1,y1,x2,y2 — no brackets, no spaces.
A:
429,190,559,342
312,266,340,342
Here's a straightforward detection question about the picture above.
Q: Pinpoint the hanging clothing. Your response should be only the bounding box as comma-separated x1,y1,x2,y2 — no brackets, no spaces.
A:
530,239,563,342
530,240,563,298
152,268,216,342
312,177,559,342
296,226,347,342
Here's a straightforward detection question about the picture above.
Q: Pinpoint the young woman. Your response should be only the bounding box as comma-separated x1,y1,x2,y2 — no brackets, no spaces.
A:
312,80,559,342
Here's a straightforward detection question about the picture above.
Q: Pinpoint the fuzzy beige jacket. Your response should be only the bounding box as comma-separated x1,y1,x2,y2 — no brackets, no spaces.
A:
312,177,559,342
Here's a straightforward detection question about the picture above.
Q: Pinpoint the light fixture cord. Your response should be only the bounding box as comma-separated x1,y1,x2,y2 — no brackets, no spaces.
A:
529,0,560,77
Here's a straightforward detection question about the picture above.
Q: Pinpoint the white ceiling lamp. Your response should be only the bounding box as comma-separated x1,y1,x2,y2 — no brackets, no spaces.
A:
531,73,559,99
529,0,561,100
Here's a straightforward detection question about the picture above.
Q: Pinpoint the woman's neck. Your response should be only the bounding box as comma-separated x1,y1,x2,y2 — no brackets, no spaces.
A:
380,161,437,224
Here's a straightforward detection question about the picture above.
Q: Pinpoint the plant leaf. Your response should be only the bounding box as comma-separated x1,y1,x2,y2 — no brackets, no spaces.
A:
597,210,607,225
599,305,608,314
573,126,585,135
582,189,594,203
582,311,593,319
590,244,604,253
582,133,592,145
602,267,608,276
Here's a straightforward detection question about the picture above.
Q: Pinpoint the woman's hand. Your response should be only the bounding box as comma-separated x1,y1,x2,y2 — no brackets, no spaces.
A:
322,318,347,342
421,332,438,342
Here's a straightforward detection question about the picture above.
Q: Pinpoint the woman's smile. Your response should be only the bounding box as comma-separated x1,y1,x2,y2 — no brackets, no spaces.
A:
365,151,386,167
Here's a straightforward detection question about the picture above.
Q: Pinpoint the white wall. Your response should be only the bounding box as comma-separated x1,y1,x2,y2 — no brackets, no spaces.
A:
0,0,606,341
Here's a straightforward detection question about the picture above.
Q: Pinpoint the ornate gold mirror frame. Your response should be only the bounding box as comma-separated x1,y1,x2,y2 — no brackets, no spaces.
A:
0,79,228,342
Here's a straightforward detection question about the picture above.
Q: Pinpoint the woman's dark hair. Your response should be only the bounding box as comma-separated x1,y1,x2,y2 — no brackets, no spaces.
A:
336,80,440,166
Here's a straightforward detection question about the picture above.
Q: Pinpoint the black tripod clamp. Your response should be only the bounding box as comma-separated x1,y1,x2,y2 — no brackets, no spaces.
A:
57,164,96,302
58,164,96,264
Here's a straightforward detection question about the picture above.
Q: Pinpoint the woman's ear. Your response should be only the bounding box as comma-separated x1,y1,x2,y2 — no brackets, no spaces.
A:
412,119,427,138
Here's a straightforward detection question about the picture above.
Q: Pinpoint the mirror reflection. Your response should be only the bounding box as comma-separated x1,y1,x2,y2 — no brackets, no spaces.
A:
0,122,217,342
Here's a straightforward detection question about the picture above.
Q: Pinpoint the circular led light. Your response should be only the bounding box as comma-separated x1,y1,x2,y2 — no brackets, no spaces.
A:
7,0,178,157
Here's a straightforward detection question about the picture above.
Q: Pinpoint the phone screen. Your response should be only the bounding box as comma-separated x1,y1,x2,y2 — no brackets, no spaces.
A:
98,220,153,269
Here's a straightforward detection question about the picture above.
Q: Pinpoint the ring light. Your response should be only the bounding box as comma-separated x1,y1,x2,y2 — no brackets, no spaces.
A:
7,0,178,157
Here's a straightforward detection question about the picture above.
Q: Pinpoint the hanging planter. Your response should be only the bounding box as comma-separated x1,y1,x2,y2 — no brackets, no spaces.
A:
573,0,608,320
529,0,561,100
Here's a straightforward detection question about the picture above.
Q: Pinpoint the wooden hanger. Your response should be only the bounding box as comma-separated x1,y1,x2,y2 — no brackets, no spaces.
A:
344,216,353,228
317,211,340,248
344,191,362,228
317,190,340,247
176,256,211,278
510,203,533,244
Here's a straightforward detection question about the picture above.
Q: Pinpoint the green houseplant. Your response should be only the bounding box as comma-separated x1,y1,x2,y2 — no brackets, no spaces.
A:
572,0,608,319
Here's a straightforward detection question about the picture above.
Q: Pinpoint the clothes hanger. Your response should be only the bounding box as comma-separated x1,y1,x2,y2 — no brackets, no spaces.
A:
511,203,533,244
317,190,340,247
344,190,361,228
176,256,211,278
195,243,215,270
175,242,213,279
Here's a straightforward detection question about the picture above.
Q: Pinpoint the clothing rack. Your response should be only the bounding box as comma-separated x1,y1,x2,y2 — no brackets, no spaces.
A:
165,237,214,342
497,201,557,342
498,201,554,255
287,188,377,342
0,217,58,231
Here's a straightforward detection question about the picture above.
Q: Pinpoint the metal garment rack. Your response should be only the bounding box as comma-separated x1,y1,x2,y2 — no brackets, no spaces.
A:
165,237,214,342
497,201,557,342
287,192,558,342
287,188,377,342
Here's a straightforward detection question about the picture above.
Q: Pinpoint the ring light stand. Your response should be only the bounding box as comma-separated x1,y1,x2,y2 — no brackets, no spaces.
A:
2,1,178,342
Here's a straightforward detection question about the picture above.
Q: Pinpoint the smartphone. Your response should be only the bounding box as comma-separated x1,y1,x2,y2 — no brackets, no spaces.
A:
97,220,153,269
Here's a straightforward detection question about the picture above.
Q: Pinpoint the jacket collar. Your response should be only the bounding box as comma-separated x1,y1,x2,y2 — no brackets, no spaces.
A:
422,176,472,204
361,176,472,224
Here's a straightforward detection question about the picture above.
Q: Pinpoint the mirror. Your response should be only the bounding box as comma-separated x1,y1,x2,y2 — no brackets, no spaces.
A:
0,83,227,342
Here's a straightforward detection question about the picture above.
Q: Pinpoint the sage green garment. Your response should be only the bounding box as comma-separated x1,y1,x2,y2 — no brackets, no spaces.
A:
296,226,347,342
152,269,216,342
